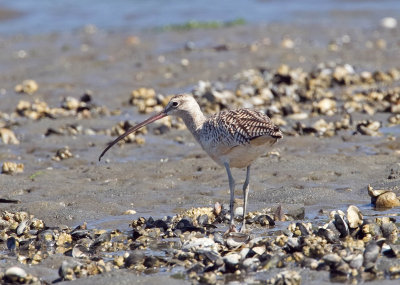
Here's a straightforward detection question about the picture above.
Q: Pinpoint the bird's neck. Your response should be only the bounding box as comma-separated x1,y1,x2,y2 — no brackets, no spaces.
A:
179,107,206,141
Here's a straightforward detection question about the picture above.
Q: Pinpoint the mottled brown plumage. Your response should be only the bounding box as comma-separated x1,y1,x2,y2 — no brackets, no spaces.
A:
99,94,282,232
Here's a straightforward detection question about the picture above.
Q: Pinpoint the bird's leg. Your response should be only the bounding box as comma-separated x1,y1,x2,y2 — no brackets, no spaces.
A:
240,165,251,232
224,162,236,231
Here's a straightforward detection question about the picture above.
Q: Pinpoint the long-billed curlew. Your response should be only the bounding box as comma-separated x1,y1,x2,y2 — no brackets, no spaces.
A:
99,94,282,232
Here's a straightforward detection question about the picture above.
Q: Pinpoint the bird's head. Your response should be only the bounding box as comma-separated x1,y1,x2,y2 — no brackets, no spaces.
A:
163,94,199,117
98,94,200,161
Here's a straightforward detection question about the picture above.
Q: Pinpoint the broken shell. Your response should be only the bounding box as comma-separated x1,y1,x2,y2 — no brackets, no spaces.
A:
317,227,340,244
123,209,137,215
368,184,389,198
0,128,20,144
52,147,73,161
223,253,241,272
125,251,145,267
5,266,27,282
367,185,400,208
61,96,80,110
6,237,16,250
266,270,301,285
1,161,24,174
14,79,39,95
375,191,400,208
197,214,209,226
199,272,217,284
363,241,380,270
38,230,55,246
314,98,336,115
59,259,82,280
31,218,44,230
388,265,400,278
57,232,73,246
356,120,381,136
347,254,364,270
213,232,224,245
334,213,349,238
72,244,90,258
241,257,260,272
323,253,342,267
380,221,398,243
182,237,216,251
347,205,363,228
17,219,30,235
226,232,250,249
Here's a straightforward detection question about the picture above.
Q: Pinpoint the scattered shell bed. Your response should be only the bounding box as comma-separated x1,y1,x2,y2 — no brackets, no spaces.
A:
127,63,399,139
1,62,398,158
14,92,109,121
1,202,400,284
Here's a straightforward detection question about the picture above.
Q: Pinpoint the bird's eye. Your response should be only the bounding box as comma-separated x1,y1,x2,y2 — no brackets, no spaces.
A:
172,101,179,107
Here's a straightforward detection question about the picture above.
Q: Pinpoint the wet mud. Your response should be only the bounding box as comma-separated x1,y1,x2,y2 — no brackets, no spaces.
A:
0,14,400,285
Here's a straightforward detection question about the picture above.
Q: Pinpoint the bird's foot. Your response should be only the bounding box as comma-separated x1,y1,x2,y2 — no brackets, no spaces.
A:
273,204,286,222
238,224,249,234
224,224,238,236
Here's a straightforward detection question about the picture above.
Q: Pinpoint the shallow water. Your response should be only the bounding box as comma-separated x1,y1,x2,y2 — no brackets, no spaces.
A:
1,0,400,35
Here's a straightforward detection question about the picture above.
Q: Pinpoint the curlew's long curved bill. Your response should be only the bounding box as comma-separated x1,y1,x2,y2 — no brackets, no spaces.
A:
98,111,167,161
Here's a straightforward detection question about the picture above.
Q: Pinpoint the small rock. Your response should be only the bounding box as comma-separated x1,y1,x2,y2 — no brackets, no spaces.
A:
376,191,400,208
347,205,363,228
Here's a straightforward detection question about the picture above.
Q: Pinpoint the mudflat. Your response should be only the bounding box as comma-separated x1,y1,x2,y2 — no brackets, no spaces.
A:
0,16,399,284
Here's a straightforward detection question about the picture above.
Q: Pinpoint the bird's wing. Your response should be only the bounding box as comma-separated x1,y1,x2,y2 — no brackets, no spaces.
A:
209,109,282,146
